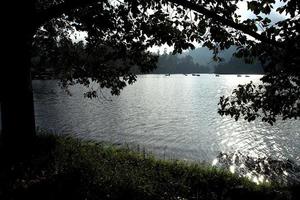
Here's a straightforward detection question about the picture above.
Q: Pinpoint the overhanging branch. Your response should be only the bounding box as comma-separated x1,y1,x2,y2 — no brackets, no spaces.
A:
36,0,98,27
37,0,283,48
168,0,283,48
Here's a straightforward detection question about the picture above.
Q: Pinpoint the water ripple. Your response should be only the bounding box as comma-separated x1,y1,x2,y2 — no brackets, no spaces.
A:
33,74,300,169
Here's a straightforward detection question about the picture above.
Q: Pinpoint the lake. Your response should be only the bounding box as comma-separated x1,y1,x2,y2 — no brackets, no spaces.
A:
33,74,300,183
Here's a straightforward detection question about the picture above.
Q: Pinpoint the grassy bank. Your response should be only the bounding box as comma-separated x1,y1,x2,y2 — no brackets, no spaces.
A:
0,134,299,200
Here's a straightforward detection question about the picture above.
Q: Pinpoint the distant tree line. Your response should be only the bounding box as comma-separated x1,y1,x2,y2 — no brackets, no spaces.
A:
152,51,210,74
151,48,264,74
31,42,264,77
214,56,264,74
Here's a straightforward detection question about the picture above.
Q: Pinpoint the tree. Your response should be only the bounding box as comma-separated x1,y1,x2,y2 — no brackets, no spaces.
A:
1,0,197,154
1,0,299,153
1,1,38,155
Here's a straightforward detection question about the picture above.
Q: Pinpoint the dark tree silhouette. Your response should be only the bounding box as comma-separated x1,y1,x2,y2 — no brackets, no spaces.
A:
1,2,38,155
1,0,299,154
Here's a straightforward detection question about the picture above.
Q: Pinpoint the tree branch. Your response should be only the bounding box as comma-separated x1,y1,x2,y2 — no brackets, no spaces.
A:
37,0,283,48
168,0,283,48
36,0,99,27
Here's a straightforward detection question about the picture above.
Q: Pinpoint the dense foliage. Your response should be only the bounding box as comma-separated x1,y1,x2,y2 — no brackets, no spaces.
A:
32,0,197,96
31,0,299,123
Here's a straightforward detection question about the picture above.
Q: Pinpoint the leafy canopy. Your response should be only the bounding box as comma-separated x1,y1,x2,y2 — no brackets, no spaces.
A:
32,0,299,124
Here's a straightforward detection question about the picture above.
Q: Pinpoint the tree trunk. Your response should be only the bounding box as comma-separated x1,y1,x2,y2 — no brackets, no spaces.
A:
0,1,37,158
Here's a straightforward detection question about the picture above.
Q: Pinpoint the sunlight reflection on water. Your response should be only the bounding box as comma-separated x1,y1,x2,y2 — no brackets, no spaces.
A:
33,74,300,183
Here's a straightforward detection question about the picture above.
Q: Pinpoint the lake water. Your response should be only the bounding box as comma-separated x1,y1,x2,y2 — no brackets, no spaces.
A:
33,74,300,183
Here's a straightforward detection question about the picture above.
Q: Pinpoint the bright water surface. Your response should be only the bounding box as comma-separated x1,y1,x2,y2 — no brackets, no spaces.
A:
33,74,300,168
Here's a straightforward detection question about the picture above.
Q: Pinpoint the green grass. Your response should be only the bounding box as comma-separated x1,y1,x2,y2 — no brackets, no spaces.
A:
0,133,299,200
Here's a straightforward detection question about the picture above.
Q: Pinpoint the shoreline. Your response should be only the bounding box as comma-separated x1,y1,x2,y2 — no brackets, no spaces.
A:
1,132,299,200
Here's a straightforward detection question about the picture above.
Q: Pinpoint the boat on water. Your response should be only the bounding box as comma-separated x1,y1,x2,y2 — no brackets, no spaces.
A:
245,75,250,77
